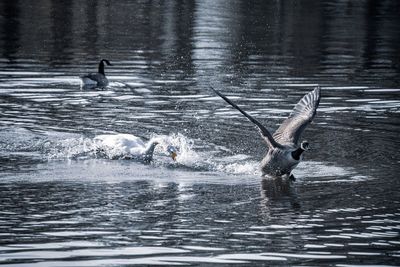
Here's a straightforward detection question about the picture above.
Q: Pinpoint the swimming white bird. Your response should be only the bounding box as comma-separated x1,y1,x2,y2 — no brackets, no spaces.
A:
80,59,112,88
94,134,177,163
211,86,321,181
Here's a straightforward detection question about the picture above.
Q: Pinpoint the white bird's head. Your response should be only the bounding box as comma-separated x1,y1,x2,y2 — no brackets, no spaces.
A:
167,145,178,161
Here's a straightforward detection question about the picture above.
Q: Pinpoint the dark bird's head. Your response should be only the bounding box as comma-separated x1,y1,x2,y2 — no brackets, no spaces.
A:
101,59,112,66
292,141,310,161
300,140,310,151
98,59,112,75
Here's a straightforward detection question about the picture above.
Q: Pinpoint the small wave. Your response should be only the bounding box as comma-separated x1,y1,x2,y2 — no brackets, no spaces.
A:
293,161,371,183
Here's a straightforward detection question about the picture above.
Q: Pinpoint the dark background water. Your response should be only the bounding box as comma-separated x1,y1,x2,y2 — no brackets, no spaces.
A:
1,1,400,85
0,0,399,266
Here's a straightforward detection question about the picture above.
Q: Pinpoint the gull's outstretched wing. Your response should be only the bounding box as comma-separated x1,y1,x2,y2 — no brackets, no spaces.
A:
273,87,321,145
210,86,281,149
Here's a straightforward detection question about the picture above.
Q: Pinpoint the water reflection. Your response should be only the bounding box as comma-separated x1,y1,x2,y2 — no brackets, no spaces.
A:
0,0,398,84
49,1,73,63
1,173,398,265
1,1,20,61
260,176,293,201
259,177,300,220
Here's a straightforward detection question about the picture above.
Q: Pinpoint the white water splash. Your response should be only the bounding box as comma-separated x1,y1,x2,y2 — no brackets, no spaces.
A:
45,137,98,160
152,133,203,166
216,161,260,175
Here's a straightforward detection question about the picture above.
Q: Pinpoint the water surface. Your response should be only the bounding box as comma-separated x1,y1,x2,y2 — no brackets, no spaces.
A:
0,1,399,266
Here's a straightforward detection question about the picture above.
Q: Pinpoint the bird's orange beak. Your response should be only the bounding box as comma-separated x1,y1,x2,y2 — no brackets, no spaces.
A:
171,151,177,161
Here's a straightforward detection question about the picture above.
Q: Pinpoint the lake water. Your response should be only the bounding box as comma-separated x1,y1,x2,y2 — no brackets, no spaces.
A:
0,0,399,266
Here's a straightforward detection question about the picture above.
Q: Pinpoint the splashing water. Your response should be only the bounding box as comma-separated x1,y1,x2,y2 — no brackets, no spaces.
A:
151,133,262,175
1,128,371,180
40,132,261,176
217,161,260,176
152,133,203,165
45,137,99,160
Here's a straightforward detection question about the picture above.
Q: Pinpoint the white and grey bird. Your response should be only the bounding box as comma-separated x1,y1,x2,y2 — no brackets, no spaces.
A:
94,134,178,163
211,86,321,181
80,59,112,88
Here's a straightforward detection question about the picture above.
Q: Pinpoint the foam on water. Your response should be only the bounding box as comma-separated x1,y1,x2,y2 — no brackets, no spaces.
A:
216,161,260,175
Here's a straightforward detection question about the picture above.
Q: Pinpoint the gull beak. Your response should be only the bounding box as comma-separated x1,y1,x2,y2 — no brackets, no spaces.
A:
171,151,177,161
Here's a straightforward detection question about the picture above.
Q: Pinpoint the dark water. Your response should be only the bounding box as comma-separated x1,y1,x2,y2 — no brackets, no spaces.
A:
1,0,400,266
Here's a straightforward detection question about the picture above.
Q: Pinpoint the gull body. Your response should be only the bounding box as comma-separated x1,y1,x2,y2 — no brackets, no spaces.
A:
94,134,177,163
